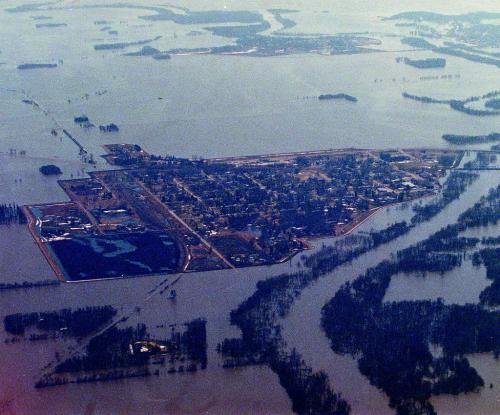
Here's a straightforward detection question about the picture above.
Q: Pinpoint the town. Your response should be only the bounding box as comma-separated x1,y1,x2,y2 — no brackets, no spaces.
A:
24,144,461,281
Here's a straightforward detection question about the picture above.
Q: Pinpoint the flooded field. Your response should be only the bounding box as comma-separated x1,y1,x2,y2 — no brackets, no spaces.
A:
282,170,500,415
0,0,499,413
0,168,497,414
383,259,491,305
1,2,500,162
50,231,180,280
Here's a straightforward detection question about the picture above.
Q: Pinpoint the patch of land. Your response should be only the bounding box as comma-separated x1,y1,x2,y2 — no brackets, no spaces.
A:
17,63,57,70
443,132,500,145
124,46,171,60
318,93,358,102
24,145,459,280
36,23,67,28
36,318,207,388
403,90,500,117
398,57,446,68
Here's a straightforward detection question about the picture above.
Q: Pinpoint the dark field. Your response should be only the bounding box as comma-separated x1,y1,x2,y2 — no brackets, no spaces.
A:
50,231,180,281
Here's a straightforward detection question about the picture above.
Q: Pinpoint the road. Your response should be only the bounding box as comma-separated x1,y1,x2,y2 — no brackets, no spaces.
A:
21,90,88,159
22,206,66,281
134,179,237,271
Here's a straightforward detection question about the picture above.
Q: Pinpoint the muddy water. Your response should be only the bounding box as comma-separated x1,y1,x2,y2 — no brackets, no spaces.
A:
383,259,491,305
0,170,497,414
281,170,500,415
1,2,500,162
0,263,295,414
1,0,499,412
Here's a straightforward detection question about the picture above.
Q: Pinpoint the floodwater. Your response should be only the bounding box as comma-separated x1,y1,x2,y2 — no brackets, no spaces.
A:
282,171,500,415
383,259,492,306
0,1,499,162
0,0,499,413
0,256,296,414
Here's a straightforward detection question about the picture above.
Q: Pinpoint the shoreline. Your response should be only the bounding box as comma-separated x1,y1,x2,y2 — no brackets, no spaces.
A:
207,147,466,165
22,205,66,282
341,207,383,236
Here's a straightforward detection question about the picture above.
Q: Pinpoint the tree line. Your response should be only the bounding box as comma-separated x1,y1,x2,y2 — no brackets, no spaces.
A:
321,185,500,415
4,306,116,337
0,203,27,225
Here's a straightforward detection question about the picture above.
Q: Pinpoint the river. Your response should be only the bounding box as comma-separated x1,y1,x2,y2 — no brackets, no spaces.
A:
0,1,499,162
281,170,500,415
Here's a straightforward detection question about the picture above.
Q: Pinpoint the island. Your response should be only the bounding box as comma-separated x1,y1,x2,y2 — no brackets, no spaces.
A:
94,36,161,51
124,46,161,56
485,99,500,110
403,90,500,117
31,15,52,20
401,57,446,68
24,145,459,280
35,23,67,28
74,115,89,124
124,46,171,60
39,165,62,175
74,115,94,128
4,306,117,337
17,63,57,70
443,132,500,145
99,123,119,132
35,318,207,388
318,93,358,102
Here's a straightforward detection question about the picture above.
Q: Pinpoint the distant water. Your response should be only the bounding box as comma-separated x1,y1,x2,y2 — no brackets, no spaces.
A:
0,1,499,162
